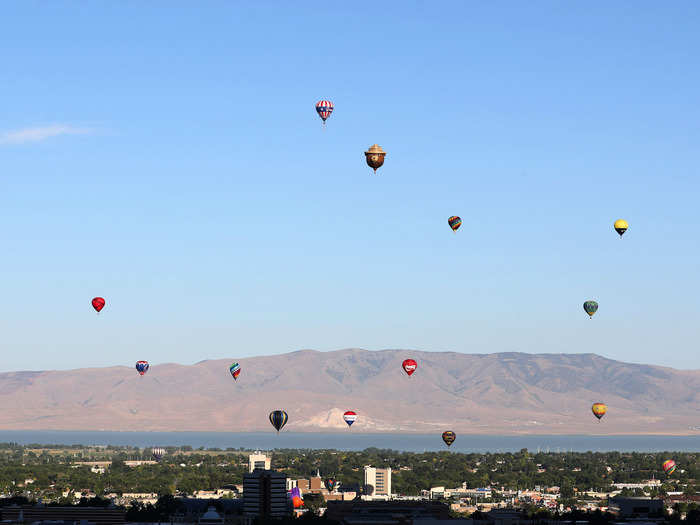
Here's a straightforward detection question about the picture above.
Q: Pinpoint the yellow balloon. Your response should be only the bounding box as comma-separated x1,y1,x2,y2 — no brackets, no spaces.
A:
614,219,628,238
592,402,607,420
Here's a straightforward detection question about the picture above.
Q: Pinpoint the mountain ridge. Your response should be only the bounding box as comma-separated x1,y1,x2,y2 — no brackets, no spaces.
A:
0,349,698,435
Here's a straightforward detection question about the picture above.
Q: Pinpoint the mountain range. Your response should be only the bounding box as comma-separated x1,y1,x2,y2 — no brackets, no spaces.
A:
1,349,698,435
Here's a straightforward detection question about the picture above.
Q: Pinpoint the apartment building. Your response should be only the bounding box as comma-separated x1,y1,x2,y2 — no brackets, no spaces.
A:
364,466,392,497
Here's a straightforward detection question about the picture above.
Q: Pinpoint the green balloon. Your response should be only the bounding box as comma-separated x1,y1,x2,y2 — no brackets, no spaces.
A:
583,300,599,318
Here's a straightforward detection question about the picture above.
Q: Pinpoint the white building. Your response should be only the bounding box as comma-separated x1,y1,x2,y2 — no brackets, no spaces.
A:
248,452,271,473
364,466,392,497
612,480,661,490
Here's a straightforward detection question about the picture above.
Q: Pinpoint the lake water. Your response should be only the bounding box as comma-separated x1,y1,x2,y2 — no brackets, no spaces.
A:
0,430,699,452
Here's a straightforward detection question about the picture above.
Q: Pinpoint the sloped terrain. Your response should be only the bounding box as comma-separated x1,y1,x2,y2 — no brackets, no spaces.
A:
0,349,698,434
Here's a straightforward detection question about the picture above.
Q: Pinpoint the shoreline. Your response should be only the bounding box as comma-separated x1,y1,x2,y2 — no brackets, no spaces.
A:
0,428,699,436
1,430,698,453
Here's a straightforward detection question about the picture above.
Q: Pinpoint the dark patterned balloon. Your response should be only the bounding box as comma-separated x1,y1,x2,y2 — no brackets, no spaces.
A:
583,300,599,318
269,410,288,432
442,431,456,447
135,361,150,376
448,216,462,232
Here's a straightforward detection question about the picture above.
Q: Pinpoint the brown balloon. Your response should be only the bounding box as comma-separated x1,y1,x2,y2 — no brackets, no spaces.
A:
365,144,386,174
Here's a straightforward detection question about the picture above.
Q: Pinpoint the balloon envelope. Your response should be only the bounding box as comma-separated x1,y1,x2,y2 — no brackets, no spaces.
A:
583,300,599,318
325,478,336,492
229,362,241,381
663,459,677,475
442,431,456,447
343,411,357,427
315,100,334,123
92,297,105,313
289,487,304,508
135,361,149,376
402,359,417,376
614,219,628,237
448,216,462,232
591,403,607,420
269,410,288,432
364,144,386,173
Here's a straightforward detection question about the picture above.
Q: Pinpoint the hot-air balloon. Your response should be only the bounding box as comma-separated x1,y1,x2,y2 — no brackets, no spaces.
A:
614,219,628,238
92,297,105,313
663,459,677,475
315,100,334,125
591,403,607,421
442,431,456,447
583,300,598,319
289,486,304,508
135,361,149,376
325,478,337,493
152,447,166,461
343,411,357,427
365,144,386,174
229,362,241,381
402,358,417,377
269,410,288,432
448,216,462,233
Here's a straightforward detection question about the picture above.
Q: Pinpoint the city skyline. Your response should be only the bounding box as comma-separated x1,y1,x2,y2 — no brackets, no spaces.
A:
0,443,694,521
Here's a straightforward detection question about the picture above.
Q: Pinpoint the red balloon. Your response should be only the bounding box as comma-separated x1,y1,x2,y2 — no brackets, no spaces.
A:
402,358,417,376
92,297,105,313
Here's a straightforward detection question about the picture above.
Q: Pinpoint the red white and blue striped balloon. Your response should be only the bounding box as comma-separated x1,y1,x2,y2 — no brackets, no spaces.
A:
343,410,357,427
315,100,334,123
135,360,149,376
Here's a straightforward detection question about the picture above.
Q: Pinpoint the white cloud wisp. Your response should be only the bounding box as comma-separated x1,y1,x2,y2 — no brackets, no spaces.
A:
0,124,93,145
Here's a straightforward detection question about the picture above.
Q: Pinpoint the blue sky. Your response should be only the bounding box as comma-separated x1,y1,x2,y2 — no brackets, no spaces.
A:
1,2,699,371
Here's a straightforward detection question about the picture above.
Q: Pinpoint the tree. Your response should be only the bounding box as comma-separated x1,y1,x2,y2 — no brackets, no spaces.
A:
560,484,574,499
155,494,184,520
302,493,325,515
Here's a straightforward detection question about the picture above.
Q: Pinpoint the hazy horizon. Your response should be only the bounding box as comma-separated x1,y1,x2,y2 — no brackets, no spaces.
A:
2,348,700,374
1,430,699,452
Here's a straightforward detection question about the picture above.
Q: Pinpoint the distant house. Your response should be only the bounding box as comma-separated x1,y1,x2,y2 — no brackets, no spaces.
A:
124,460,157,467
666,494,700,505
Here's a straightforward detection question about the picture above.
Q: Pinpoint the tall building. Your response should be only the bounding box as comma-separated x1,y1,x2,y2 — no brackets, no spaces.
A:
248,451,271,473
243,470,289,521
364,466,392,496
